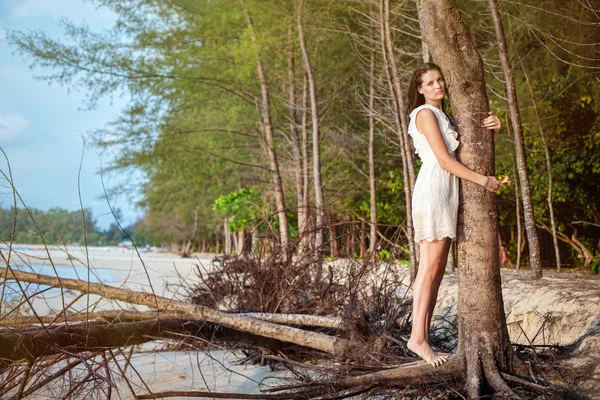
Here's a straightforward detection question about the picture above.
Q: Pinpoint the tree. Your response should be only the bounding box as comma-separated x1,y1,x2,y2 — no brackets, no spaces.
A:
241,1,290,250
417,0,513,396
488,0,543,278
379,0,417,278
296,0,325,269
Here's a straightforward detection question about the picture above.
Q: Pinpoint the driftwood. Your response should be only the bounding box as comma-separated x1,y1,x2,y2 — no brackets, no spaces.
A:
0,267,357,358
0,318,290,363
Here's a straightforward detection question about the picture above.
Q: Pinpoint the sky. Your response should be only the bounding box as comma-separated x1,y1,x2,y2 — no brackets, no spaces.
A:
0,0,142,230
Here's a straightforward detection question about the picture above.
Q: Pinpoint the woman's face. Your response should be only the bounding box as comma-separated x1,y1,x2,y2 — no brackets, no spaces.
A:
418,69,445,103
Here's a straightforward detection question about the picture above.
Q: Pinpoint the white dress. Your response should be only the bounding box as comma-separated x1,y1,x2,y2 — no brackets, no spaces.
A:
408,104,460,243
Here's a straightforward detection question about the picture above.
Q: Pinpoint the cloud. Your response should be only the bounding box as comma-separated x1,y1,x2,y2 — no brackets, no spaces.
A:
0,114,29,142
10,0,115,20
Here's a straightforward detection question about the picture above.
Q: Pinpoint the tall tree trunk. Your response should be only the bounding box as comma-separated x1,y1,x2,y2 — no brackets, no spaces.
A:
242,1,290,251
224,218,231,256
488,0,542,278
296,0,324,273
182,209,199,258
382,0,416,191
368,43,378,255
506,108,523,270
300,72,311,255
520,60,561,271
379,0,417,279
287,24,307,255
418,0,513,396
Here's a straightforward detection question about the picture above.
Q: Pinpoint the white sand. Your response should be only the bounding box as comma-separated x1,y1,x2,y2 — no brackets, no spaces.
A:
26,349,290,400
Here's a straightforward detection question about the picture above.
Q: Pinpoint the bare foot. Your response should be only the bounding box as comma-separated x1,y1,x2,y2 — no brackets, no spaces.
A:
407,337,449,367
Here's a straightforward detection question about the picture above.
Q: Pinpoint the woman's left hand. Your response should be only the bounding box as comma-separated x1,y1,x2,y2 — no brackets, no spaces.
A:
483,111,501,134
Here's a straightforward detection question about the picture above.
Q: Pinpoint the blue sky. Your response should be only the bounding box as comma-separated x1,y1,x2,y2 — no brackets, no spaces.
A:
0,0,142,230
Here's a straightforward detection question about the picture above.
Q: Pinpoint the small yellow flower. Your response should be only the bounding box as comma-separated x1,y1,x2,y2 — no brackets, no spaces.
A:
498,174,511,186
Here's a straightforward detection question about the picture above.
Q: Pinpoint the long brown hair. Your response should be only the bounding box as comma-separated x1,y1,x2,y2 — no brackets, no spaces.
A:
407,63,445,113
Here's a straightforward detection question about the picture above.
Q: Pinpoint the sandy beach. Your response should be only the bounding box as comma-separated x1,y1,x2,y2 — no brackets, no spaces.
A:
4,245,600,398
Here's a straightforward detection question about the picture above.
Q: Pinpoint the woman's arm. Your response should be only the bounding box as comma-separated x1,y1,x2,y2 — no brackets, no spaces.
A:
415,109,501,192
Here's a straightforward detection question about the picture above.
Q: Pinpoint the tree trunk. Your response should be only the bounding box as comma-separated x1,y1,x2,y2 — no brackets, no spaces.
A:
488,0,542,279
368,42,378,255
0,319,288,363
380,0,417,279
382,0,416,191
418,0,514,396
242,1,290,251
224,218,232,256
360,221,367,259
506,111,523,270
237,230,247,256
297,0,324,275
329,214,339,258
287,24,307,255
300,72,311,255
520,60,561,271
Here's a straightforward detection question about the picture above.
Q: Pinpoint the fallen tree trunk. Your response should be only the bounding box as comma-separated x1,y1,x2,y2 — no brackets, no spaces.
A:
0,267,356,358
0,318,288,363
1,311,345,330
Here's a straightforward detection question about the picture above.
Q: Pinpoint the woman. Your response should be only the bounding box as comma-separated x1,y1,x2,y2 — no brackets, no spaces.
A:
405,63,507,367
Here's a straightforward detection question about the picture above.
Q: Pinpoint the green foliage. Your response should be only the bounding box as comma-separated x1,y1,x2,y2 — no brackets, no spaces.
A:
378,248,391,261
213,188,263,233
0,207,110,246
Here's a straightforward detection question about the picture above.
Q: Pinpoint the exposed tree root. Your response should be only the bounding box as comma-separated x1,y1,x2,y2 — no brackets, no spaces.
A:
135,384,377,400
267,355,462,394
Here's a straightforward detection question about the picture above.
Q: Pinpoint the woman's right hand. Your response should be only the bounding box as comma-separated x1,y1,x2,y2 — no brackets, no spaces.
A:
483,176,502,192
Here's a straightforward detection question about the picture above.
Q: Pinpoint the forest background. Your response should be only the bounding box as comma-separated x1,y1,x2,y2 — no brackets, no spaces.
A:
4,0,600,273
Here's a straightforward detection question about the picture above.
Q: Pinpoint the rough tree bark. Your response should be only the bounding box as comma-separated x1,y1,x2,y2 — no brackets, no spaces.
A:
296,0,324,272
379,0,417,279
520,60,561,271
418,0,514,396
242,1,290,250
488,0,542,278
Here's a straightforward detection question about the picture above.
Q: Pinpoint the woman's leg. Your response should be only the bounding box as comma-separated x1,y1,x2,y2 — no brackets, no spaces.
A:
425,238,452,341
407,238,451,366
